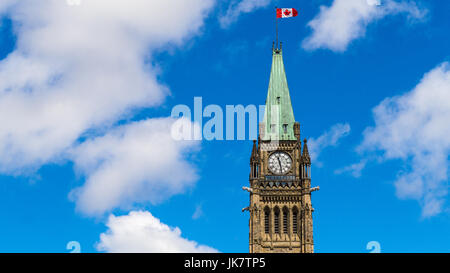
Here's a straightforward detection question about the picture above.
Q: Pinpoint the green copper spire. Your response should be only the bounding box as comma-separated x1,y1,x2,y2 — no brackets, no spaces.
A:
262,47,296,141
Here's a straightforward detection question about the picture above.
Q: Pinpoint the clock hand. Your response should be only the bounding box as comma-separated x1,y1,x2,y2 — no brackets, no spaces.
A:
277,157,282,172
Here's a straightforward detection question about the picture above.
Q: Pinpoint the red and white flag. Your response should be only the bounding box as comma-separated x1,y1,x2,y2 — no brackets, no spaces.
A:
276,8,298,18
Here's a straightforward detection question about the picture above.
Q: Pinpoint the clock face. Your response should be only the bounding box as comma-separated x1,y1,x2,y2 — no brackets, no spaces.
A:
268,151,292,175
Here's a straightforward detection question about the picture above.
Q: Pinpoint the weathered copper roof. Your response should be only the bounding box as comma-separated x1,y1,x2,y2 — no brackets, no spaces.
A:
262,48,296,141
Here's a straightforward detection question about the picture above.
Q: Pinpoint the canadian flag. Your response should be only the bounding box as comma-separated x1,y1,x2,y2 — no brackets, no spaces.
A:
276,8,298,18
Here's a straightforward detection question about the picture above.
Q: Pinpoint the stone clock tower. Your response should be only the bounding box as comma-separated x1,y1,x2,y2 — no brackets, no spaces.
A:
244,44,319,253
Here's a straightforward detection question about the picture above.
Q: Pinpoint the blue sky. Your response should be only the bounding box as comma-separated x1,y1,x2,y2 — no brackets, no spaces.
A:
0,0,449,253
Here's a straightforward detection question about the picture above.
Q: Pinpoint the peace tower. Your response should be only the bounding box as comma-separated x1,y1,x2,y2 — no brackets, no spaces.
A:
245,43,319,253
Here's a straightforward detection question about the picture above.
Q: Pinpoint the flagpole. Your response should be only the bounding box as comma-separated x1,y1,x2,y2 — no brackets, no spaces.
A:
275,6,278,49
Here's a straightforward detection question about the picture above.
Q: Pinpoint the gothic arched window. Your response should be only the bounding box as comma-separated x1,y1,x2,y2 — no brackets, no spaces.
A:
274,207,280,234
264,207,270,234
283,207,289,234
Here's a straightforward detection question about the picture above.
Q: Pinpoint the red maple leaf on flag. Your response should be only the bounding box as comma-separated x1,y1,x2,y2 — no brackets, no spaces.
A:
276,8,298,18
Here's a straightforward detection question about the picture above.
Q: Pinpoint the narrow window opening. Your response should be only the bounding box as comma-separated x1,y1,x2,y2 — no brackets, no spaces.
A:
293,209,298,234
283,208,289,234
264,208,270,234
274,208,280,234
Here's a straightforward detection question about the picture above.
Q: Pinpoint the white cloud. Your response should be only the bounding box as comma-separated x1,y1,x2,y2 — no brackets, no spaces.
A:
309,123,351,161
97,210,218,253
334,159,367,178
70,118,200,216
192,204,203,220
0,0,214,174
358,62,450,218
0,0,216,215
0,0,15,12
219,0,272,28
302,0,426,52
